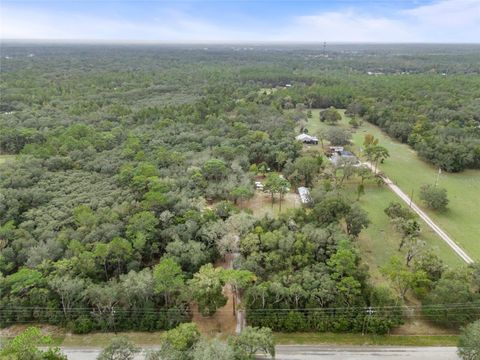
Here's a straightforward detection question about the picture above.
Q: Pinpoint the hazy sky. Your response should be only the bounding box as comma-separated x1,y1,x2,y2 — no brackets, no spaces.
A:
1,0,479,43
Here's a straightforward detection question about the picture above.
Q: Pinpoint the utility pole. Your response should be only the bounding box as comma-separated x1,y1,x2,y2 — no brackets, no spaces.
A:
409,189,414,208
362,307,375,335
112,309,117,334
434,167,441,187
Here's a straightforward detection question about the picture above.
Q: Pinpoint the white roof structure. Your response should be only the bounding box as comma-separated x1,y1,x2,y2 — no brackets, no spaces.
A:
329,146,344,152
296,134,318,142
298,186,311,204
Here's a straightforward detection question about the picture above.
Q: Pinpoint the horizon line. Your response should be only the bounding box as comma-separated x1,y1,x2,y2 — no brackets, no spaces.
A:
2,39,480,46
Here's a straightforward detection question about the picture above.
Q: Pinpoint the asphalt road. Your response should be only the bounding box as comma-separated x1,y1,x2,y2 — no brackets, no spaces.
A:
60,345,460,360
267,345,460,359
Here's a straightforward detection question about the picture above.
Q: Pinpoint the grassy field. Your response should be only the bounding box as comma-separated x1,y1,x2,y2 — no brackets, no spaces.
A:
0,329,458,348
345,181,463,276
274,332,458,346
346,117,480,262
303,109,473,268
0,154,15,164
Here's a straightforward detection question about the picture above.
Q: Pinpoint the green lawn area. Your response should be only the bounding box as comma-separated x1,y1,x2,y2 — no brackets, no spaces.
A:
0,331,458,348
0,154,16,164
345,181,463,276
274,332,458,346
60,331,165,347
303,109,475,267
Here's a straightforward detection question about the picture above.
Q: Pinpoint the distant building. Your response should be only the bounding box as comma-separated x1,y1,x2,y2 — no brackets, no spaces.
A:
298,186,311,204
296,133,319,145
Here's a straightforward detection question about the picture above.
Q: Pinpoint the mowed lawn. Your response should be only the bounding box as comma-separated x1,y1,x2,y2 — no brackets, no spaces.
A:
303,109,476,266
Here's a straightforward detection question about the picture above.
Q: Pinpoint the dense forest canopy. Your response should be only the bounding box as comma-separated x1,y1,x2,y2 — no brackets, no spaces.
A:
1,43,479,333
2,43,479,171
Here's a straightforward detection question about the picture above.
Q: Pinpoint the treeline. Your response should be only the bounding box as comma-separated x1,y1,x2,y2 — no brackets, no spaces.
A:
2,45,480,171
255,75,480,172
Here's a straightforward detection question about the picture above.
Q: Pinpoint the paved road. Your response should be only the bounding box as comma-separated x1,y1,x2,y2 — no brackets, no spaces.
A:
60,345,459,360
364,162,473,264
265,345,460,360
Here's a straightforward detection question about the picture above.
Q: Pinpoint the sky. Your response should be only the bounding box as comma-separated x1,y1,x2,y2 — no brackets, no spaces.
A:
1,0,480,43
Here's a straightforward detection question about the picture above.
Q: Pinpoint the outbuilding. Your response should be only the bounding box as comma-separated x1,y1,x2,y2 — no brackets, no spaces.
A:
329,150,361,167
298,186,311,204
296,133,319,145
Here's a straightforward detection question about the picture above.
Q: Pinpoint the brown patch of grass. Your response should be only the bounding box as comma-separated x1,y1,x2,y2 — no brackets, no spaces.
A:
241,190,300,218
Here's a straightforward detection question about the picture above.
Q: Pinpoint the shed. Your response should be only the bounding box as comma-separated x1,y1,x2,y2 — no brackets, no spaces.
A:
298,186,311,204
296,133,319,145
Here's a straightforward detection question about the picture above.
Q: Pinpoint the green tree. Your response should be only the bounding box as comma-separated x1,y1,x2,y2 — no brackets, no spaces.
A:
192,338,235,360
345,205,370,238
381,256,430,299
108,237,133,276
263,173,290,209
153,257,184,306
119,268,154,307
161,323,200,358
48,275,86,319
363,133,379,148
189,264,227,316
419,184,449,211
202,159,228,181
391,218,421,250
384,202,415,221
413,251,445,283
165,240,209,274
422,270,478,327
229,185,254,205
325,127,351,146
458,320,480,360
0,327,66,360
293,156,320,187
364,145,389,172
320,107,342,124
97,337,139,360
229,326,275,360
223,269,256,314
125,211,159,253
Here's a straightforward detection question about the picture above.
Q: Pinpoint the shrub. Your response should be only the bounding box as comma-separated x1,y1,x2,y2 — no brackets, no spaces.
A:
71,315,96,334
419,184,448,210
458,320,480,360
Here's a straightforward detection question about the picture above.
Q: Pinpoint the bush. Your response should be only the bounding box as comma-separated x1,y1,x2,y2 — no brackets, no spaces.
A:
458,320,480,360
71,315,96,334
419,184,448,210
282,311,306,332
229,326,275,360
97,337,139,360
326,127,351,146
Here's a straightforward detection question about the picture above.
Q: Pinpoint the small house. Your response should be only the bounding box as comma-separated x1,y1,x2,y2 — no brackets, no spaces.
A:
329,150,361,167
296,133,319,145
